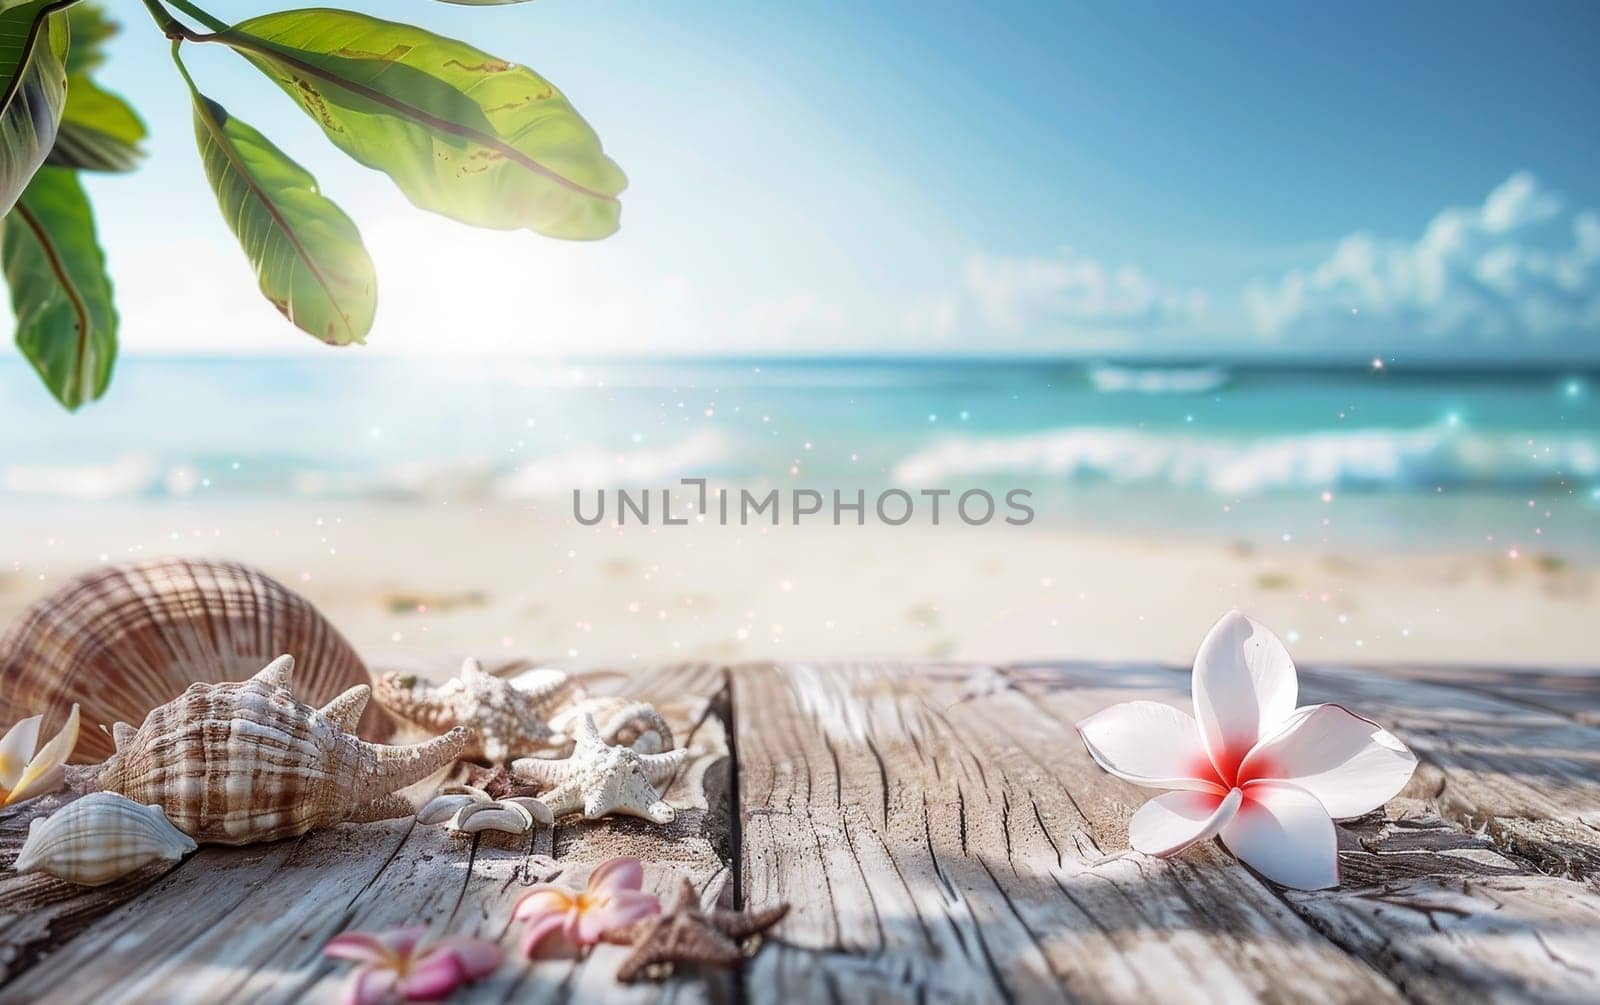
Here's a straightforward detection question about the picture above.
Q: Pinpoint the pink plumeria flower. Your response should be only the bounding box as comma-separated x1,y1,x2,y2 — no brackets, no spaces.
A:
1076,611,1417,890
323,926,500,1004
513,856,661,959
0,704,79,807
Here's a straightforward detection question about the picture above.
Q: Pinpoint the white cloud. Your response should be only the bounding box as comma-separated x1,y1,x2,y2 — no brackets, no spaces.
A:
903,247,1205,343
1246,172,1600,349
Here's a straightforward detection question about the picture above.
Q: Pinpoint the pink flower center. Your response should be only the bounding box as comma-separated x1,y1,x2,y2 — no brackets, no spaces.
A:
1198,741,1274,789
1235,750,1277,787
1188,753,1229,790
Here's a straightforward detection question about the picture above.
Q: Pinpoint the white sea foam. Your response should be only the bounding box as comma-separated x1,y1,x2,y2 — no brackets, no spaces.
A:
892,424,1600,495
2,454,162,500
492,429,732,498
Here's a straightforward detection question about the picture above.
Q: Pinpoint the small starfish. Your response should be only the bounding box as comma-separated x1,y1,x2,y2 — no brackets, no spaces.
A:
373,658,569,763
605,878,790,983
509,714,690,824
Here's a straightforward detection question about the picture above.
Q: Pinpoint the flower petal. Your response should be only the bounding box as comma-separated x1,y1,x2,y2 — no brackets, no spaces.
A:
1127,787,1242,857
1239,703,1417,818
7,705,78,805
422,937,501,980
511,886,573,922
326,926,427,965
342,965,398,1005
1192,613,1297,783
395,950,467,1001
1076,701,1226,792
586,856,645,896
575,888,661,942
521,914,578,959
324,932,394,965
1220,781,1338,890
0,715,42,790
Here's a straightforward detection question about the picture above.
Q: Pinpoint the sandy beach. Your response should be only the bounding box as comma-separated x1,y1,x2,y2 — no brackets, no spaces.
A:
1,497,1592,670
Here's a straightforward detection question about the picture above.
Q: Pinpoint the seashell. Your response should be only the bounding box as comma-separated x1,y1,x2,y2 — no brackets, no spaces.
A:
448,801,530,835
550,697,674,754
417,788,490,825
13,792,196,886
503,796,555,828
0,559,393,763
83,656,468,845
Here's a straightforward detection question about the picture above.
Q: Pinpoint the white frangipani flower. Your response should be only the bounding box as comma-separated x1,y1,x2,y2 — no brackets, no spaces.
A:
1075,612,1416,889
0,704,79,807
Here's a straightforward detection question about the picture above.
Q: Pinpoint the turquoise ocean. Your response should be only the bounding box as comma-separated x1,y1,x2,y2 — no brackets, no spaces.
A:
3,356,1597,557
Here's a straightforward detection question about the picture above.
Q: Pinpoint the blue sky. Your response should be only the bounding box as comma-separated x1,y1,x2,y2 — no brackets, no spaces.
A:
7,0,1600,359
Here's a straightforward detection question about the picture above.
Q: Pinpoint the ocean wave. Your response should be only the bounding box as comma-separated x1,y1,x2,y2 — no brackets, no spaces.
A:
1088,364,1230,394
3,455,164,500
492,430,732,498
286,431,734,501
891,424,1600,495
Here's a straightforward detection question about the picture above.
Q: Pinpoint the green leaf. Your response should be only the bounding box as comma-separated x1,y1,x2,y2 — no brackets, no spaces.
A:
63,1,114,76
0,5,69,214
45,1,144,172
186,79,376,345
47,73,146,172
2,165,117,410
220,7,625,239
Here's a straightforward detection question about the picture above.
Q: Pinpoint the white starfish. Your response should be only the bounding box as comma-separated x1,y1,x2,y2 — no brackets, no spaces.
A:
510,714,690,824
373,658,569,763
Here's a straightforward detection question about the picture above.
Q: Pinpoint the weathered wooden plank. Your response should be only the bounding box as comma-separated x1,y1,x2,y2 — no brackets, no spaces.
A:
1286,877,1600,1004
0,662,733,1004
1008,660,1600,1002
1359,663,1600,727
1299,664,1600,883
734,661,1408,1004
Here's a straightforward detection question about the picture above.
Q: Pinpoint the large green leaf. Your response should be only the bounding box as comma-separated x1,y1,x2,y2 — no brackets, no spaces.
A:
46,1,145,172
2,165,117,410
187,80,376,345
47,73,146,172
0,5,69,214
62,1,113,75
220,8,625,239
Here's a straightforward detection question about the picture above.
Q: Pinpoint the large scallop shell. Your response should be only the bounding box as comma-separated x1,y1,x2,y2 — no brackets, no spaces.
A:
0,558,392,762
87,656,467,844
13,792,196,886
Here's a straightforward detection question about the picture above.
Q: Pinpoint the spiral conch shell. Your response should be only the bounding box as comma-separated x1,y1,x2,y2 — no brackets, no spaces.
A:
0,558,393,764
13,792,196,886
83,656,468,845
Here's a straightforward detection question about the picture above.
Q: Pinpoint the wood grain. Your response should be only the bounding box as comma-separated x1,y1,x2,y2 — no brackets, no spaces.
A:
0,662,733,1004
734,661,1404,1003
1010,659,1600,1002
5,658,1599,1003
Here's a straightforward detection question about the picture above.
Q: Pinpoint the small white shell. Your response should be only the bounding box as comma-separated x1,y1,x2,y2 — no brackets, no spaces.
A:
13,792,196,886
417,789,489,825
445,797,553,835
503,796,555,827
448,801,533,835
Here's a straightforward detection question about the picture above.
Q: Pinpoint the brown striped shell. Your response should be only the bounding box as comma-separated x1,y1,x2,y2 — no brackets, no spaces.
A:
85,656,468,845
0,559,392,763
